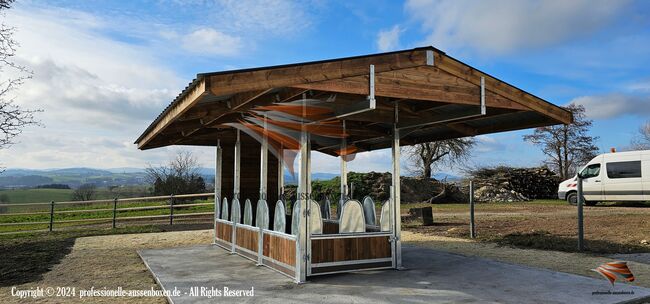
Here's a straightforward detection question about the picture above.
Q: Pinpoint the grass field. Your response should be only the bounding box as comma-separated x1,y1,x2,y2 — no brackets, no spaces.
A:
0,196,214,233
0,186,150,204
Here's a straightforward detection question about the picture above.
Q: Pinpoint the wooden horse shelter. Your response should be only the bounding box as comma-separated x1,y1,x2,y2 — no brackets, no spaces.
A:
136,46,572,283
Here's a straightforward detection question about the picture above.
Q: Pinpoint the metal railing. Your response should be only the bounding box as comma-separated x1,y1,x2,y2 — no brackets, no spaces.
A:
0,193,215,234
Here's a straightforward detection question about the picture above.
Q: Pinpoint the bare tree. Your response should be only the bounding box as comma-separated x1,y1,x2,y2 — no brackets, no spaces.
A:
146,150,206,195
631,121,650,150
72,184,96,201
523,104,599,180
405,138,475,179
0,0,39,153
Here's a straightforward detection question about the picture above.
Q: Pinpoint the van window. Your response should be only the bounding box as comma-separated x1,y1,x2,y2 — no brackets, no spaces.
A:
606,161,642,179
580,164,601,179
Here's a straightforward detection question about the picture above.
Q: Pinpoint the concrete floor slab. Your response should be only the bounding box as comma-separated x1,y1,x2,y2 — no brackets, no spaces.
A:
139,245,650,304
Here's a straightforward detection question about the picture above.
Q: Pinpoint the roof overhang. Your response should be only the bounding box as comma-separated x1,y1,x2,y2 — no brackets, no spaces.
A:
135,46,572,155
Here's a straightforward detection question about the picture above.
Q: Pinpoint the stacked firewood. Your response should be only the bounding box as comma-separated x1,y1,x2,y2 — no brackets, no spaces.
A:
469,166,561,202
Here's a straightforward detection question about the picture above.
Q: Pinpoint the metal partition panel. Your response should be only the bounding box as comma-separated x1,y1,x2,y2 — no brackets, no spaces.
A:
339,199,366,233
379,200,390,231
215,218,233,249
234,224,259,261
256,199,270,230
221,198,230,220
362,196,377,225
309,232,393,276
262,229,297,278
243,199,253,225
273,200,286,233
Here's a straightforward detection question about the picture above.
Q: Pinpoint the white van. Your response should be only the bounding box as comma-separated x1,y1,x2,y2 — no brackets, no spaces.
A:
558,150,650,205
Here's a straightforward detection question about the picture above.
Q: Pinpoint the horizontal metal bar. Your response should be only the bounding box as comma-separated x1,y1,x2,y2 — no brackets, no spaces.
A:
308,266,393,277
262,228,297,240
261,259,296,280
215,218,233,224
262,256,296,271
237,223,258,231
311,258,392,268
311,232,392,240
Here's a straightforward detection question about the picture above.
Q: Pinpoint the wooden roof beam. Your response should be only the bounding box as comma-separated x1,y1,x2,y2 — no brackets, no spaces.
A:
207,49,430,96
432,53,573,124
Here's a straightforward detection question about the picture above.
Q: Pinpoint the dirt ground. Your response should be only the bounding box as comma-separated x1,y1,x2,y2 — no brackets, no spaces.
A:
2,227,649,303
0,230,213,303
1,202,649,303
406,202,650,253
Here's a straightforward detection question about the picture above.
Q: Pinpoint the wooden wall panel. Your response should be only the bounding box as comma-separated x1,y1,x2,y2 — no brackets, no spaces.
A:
220,133,279,206
322,221,339,234
263,233,296,267
235,226,259,252
216,222,232,243
311,236,391,263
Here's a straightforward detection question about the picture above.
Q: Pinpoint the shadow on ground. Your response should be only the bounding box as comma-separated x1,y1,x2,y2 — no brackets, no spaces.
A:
0,222,212,287
0,237,75,286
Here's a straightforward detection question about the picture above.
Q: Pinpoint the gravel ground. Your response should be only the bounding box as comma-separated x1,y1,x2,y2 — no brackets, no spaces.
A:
2,229,649,303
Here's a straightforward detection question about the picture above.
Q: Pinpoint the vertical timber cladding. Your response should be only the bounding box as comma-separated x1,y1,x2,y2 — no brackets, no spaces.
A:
215,221,232,243
221,133,279,208
235,226,259,260
311,236,392,263
262,233,297,276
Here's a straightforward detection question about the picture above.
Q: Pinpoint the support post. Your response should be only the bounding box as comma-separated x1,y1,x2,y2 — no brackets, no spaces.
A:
112,198,118,229
296,98,311,283
260,115,268,201
391,102,402,269
234,129,241,200
232,130,241,254
49,201,54,232
214,141,222,244
469,181,476,239
169,194,175,225
278,146,284,201
577,175,584,251
257,227,263,266
339,120,347,218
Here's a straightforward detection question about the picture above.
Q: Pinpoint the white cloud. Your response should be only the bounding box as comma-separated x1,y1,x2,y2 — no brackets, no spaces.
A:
0,5,194,169
405,0,630,54
376,25,403,52
181,28,243,56
569,94,650,119
210,0,312,36
474,135,506,153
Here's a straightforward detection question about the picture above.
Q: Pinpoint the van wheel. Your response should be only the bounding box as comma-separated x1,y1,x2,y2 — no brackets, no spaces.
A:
567,192,578,205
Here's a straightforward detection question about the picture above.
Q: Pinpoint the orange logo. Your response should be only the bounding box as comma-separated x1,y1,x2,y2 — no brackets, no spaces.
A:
592,261,635,286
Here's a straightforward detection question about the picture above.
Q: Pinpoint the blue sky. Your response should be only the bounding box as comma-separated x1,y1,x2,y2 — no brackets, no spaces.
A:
1,0,650,176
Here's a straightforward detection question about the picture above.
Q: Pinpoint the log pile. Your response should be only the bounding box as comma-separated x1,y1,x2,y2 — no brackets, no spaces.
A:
469,166,560,202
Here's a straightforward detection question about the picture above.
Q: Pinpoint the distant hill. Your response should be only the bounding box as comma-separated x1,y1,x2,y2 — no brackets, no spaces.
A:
0,167,462,189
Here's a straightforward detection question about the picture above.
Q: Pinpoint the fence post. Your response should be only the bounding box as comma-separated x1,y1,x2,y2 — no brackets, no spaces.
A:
469,180,476,239
49,201,55,232
577,176,584,251
169,194,175,226
112,198,118,229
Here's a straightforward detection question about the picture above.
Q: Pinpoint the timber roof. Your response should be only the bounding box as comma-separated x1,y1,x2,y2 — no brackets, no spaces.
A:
135,46,572,156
